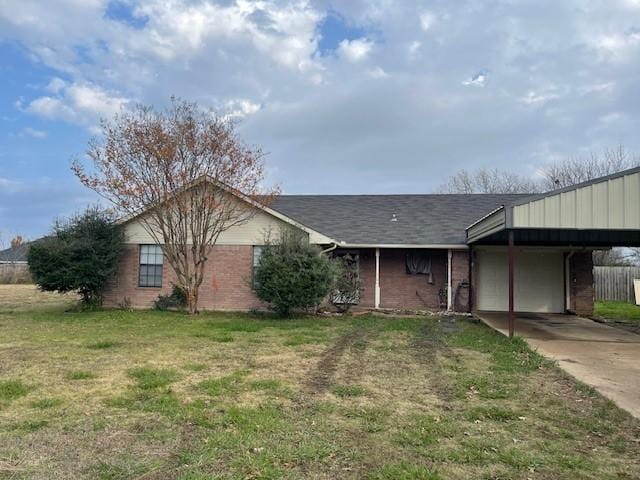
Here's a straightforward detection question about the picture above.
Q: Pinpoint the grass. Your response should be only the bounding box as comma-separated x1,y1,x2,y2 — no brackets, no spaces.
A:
0,285,638,479
66,370,97,381
127,367,180,390
595,300,640,323
0,379,32,404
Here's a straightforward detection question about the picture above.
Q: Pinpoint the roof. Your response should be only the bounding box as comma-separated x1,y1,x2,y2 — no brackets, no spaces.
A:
270,194,529,246
0,242,30,262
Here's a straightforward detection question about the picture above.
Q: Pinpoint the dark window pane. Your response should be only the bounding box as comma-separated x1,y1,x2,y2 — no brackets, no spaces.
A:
139,245,164,287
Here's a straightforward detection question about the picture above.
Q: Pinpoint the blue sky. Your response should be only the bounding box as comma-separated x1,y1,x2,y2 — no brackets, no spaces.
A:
1,0,640,239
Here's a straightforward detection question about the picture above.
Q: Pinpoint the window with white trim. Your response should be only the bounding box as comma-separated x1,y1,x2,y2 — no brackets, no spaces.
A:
139,245,163,287
252,246,264,287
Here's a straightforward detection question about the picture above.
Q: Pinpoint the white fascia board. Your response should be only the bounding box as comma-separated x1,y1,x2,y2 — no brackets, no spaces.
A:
337,243,469,249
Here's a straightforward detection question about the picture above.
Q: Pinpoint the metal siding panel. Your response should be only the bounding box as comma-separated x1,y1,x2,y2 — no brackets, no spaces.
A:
530,200,545,227
592,181,609,228
624,172,640,228
560,190,576,228
513,204,529,227
576,185,593,228
607,177,625,228
544,196,561,227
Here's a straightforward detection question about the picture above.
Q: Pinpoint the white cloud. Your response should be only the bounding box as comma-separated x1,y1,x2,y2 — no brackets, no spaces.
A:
368,67,389,79
520,90,560,105
419,11,436,31
0,177,24,193
338,38,373,62
408,40,421,59
592,31,640,59
2,0,640,217
24,81,129,127
20,127,47,139
45,77,66,94
462,71,488,87
223,99,261,120
26,96,76,121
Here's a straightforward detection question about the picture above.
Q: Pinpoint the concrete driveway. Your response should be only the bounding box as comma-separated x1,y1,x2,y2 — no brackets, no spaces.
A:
478,312,640,418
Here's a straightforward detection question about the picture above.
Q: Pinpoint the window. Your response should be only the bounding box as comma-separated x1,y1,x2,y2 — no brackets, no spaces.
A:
139,245,163,287
252,246,264,286
406,252,434,284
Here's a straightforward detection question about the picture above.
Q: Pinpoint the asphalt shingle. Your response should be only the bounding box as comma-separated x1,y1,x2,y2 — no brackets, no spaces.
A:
270,194,529,245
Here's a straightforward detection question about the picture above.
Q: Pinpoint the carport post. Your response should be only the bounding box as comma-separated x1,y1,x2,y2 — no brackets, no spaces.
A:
508,230,515,338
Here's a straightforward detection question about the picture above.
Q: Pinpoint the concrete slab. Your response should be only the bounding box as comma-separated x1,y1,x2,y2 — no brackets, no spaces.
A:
478,311,640,419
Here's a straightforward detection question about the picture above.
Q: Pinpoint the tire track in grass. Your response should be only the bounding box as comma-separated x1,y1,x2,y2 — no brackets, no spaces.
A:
306,327,369,393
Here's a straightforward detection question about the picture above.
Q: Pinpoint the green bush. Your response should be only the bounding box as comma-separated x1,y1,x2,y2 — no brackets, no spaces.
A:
154,284,188,311
27,207,123,307
253,230,337,317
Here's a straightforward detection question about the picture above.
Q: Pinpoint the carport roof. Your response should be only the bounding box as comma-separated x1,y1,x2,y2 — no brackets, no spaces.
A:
271,194,527,246
466,166,640,245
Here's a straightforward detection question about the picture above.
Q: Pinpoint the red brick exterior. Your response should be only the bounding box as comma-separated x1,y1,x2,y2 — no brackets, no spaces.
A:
102,244,470,313
451,250,471,312
568,252,594,316
352,248,470,312
103,244,264,311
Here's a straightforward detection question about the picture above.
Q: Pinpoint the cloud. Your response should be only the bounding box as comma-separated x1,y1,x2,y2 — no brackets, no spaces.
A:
24,81,129,127
20,127,47,139
337,38,373,62
223,98,261,120
45,77,66,94
1,0,640,239
462,71,488,87
520,89,560,106
419,11,436,31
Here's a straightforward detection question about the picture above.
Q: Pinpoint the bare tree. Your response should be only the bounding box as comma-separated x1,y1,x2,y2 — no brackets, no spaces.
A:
437,168,541,194
73,98,278,313
592,249,635,267
539,145,639,190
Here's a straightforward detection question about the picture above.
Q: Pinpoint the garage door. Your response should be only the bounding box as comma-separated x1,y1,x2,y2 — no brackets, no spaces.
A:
476,250,565,313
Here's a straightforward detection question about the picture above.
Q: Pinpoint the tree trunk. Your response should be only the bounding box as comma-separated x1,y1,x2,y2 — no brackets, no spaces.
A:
187,286,199,314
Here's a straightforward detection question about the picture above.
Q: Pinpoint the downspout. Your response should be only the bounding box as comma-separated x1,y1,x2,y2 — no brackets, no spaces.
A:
320,243,338,255
447,249,453,311
375,248,381,309
565,250,575,312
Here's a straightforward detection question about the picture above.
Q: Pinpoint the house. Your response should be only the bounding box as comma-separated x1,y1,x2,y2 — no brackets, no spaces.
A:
103,167,640,318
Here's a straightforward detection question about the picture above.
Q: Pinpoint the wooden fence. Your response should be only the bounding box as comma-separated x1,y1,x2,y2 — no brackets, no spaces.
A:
0,262,31,284
594,266,640,303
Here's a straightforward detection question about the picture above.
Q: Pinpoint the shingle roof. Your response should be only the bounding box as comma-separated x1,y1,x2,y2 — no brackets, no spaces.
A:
270,194,530,246
0,242,30,262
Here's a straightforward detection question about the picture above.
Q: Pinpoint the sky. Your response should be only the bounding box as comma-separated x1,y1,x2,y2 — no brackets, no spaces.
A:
1,0,640,239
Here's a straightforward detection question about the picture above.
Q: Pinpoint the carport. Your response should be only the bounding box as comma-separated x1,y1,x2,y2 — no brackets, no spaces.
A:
466,167,640,337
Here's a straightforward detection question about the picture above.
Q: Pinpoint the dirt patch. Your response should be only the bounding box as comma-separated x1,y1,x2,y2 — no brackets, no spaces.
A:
411,320,458,403
306,327,367,393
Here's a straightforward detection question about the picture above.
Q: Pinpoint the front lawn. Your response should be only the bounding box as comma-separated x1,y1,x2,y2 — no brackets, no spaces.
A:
595,300,640,324
0,285,639,479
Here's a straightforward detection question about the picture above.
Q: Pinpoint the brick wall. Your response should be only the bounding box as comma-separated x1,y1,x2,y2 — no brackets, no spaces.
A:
451,250,470,312
105,245,473,312
569,252,594,315
354,248,456,310
103,244,265,311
